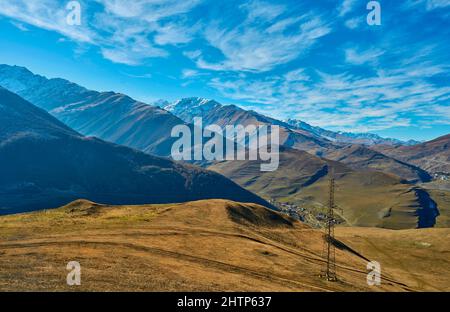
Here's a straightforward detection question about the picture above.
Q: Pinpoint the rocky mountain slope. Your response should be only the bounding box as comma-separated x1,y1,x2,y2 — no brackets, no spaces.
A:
372,134,450,174
166,97,334,155
0,64,182,156
166,97,431,183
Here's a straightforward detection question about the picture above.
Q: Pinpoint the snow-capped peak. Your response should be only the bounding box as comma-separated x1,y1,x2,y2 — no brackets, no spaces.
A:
164,97,220,113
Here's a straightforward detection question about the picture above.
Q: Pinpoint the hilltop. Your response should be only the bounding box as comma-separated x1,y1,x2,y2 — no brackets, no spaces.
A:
2,199,448,291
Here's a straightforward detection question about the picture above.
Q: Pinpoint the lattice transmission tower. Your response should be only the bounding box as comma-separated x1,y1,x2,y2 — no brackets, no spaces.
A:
320,169,338,282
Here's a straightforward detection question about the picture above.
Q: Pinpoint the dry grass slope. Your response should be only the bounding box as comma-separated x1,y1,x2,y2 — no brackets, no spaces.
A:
336,227,450,291
1,199,448,291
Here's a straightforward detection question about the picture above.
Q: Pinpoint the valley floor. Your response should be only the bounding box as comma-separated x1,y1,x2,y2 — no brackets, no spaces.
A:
0,199,448,292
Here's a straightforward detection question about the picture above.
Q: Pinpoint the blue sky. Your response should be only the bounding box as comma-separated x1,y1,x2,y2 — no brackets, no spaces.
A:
0,0,449,141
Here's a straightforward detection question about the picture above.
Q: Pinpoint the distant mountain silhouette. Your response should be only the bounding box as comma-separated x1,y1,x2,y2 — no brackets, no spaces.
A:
0,87,272,214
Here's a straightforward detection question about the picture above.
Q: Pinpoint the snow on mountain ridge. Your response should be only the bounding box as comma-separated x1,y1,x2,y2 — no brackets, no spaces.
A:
165,97,220,113
286,118,420,146
165,96,416,147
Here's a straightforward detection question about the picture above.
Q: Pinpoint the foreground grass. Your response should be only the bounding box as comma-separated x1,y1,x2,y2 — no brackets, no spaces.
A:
0,199,448,291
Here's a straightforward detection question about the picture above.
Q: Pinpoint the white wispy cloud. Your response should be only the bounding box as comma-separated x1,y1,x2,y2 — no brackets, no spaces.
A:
426,0,450,9
284,68,310,82
208,57,450,132
404,0,450,10
0,0,95,43
97,0,202,21
120,71,153,79
0,0,332,70
10,21,29,31
183,50,202,59
181,69,200,79
240,0,286,22
0,0,203,65
196,6,331,72
154,21,198,46
344,17,362,29
266,16,303,33
338,0,357,17
93,0,203,64
345,47,384,65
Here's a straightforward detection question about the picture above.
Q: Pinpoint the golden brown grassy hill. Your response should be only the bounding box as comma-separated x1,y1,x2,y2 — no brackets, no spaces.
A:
1,199,448,291
209,147,440,229
336,227,450,291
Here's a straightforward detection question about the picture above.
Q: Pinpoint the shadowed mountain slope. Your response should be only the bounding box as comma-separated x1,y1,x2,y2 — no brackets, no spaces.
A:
0,87,271,214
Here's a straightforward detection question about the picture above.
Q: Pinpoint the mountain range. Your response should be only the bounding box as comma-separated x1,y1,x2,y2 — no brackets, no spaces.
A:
165,97,420,147
0,65,434,182
0,65,422,155
165,97,431,183
0,64,448,229
0,65,182,157
371,135,450,174
210,146,439,229
286,119,420,146
0,86,270,214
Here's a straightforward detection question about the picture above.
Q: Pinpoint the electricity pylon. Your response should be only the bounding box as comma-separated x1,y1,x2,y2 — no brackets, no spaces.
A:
320,169,338,282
